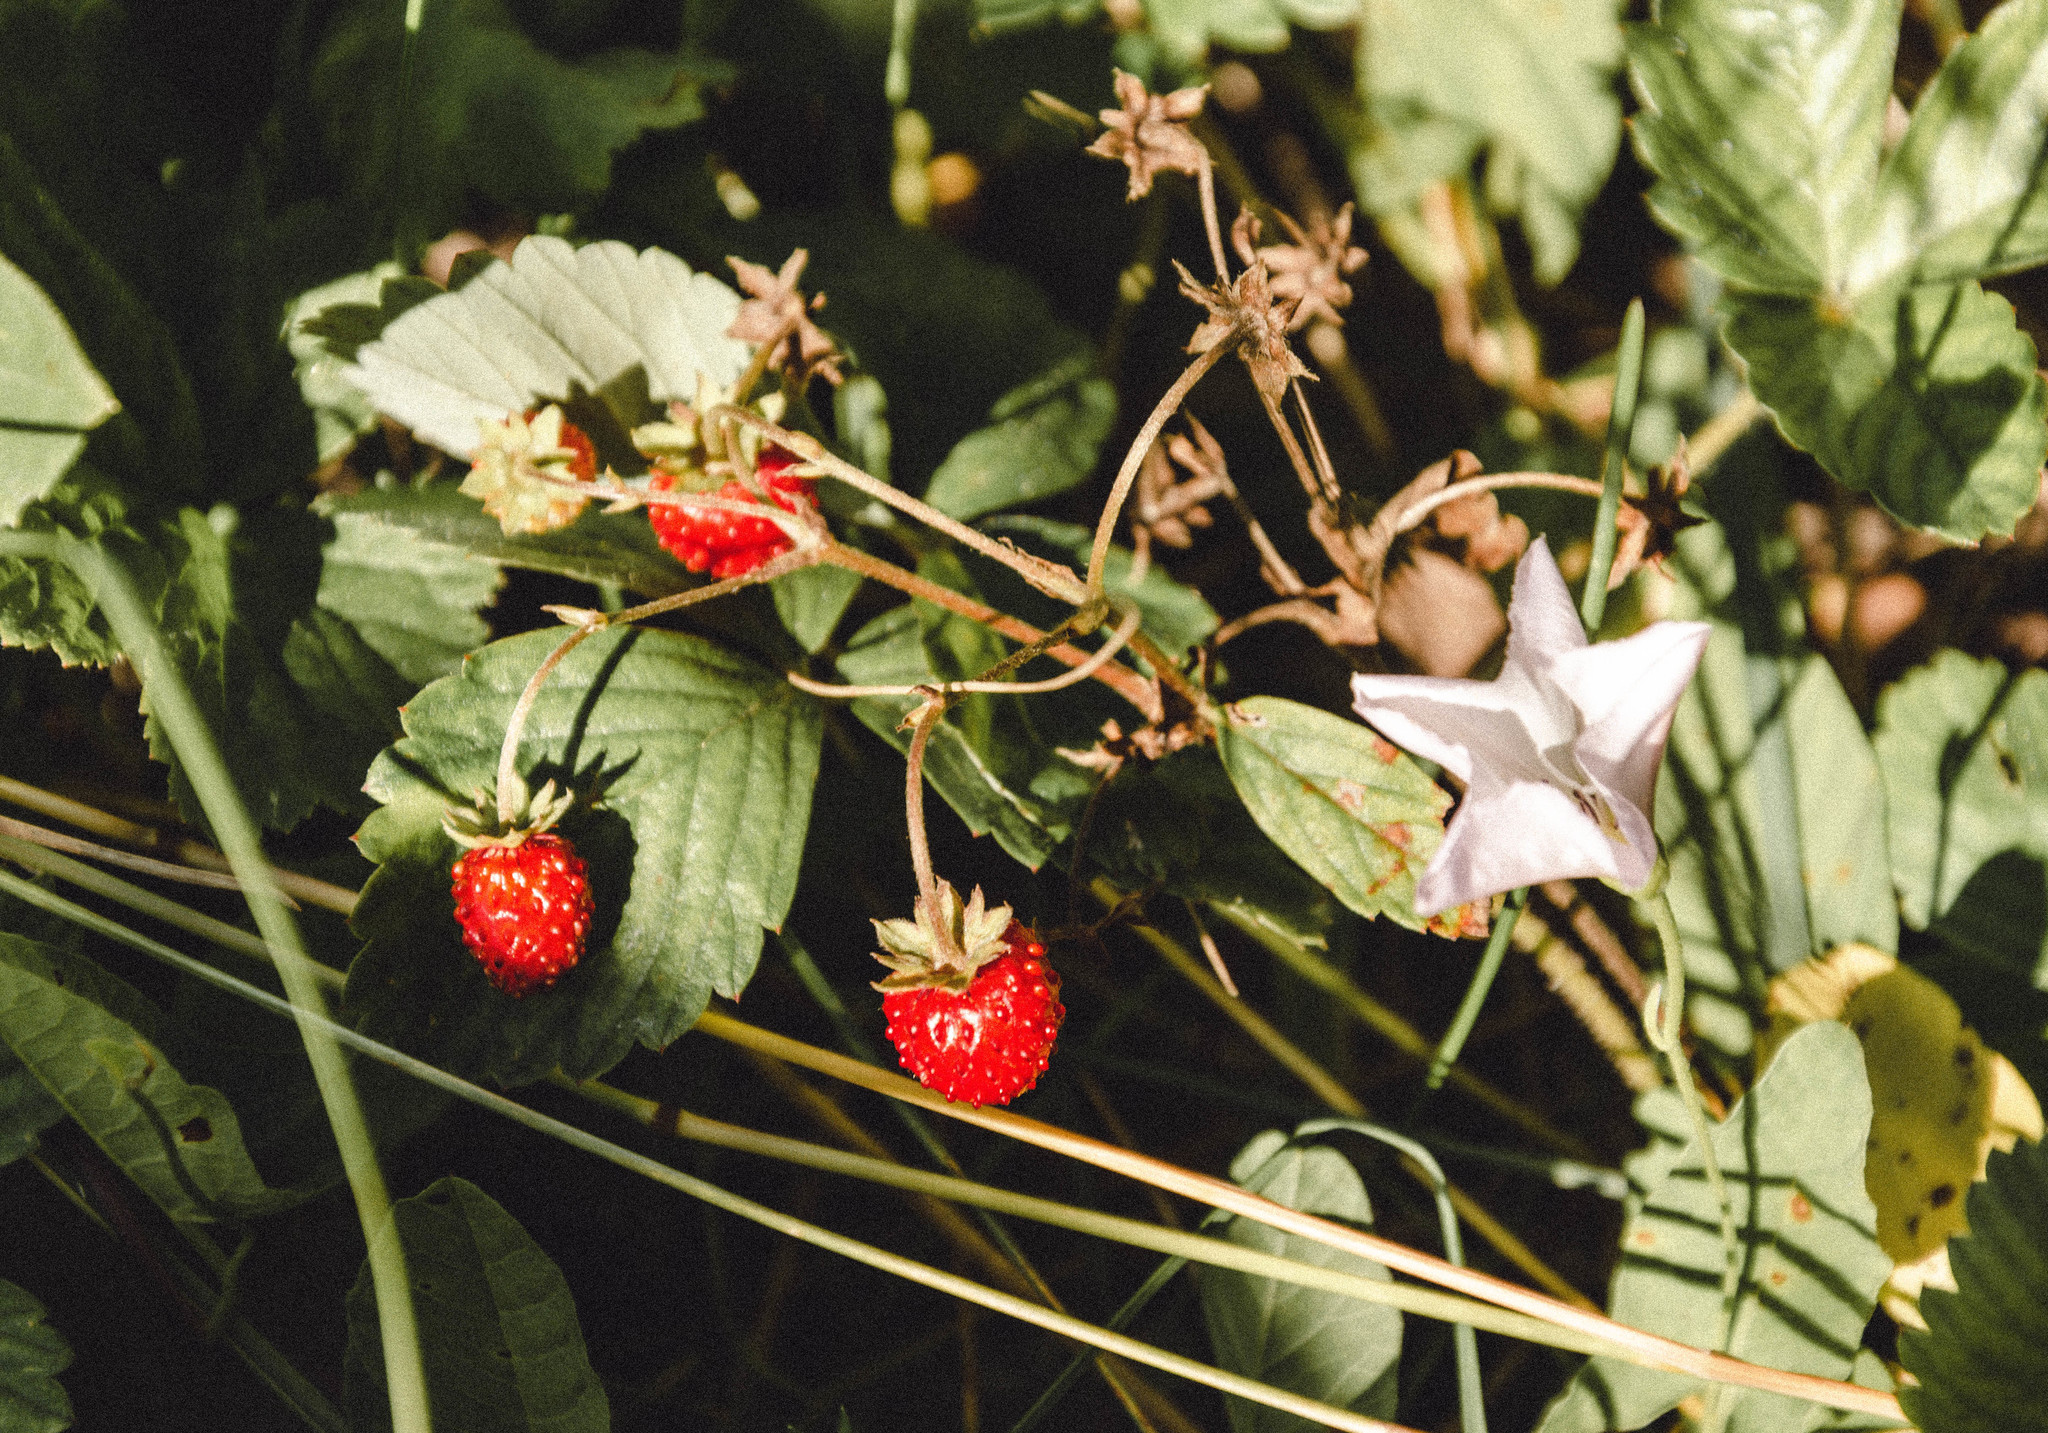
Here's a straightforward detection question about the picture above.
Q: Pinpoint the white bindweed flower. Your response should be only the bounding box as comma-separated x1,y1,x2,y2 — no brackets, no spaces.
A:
1351,536,1710,916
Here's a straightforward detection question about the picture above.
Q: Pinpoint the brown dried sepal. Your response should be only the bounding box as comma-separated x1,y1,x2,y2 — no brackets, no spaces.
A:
728,249,845,387
1257,203,1368,332
1086,69,1210,200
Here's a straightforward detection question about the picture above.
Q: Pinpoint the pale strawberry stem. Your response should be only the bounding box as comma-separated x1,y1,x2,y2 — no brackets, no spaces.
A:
1087,342,1229,592
1196,153,1229,282
713,406,1091,605
495,619,603,826
788,603,1140,700
729,308,803,410
903,696,950,919
1392,471,1607,534
1288,375,1344,507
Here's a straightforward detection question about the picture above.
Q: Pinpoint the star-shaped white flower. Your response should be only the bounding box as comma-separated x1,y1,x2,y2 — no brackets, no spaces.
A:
1351,536,1711,916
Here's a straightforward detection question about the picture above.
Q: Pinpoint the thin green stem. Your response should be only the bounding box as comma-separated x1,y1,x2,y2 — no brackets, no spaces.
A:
1010,1255,1188,1433
1423,887,1528,1093
1580,297,1646,633
1642,889,1741,1335
53,536,429,1433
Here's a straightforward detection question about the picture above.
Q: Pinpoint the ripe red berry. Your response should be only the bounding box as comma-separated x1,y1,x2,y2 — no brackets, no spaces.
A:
450,832,594,997
552,414,598,481
648,444,815,579
882,921,1064,1106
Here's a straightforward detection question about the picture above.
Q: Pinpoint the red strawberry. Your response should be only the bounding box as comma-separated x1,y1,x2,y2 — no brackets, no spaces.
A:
451,833,594,997
540,410,598,482
874,884,1064,1106
648,444,815,579
443,779,593,998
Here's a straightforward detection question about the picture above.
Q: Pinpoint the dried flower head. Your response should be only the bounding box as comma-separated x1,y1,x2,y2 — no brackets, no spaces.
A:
463,405,595,536
1132,417,1233,564
1178,211,1310,404
1258,203,1368,332
1086,69,1210,200
1612,442,1708,584
728,249,844,386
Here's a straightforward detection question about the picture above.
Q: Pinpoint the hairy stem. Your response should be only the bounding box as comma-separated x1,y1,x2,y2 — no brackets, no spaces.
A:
1393,472,1606,535
1089,343,1230,592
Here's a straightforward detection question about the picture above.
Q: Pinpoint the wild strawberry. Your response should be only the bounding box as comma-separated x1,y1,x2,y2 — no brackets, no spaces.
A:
648,444,815,579
874,883,1064,1106
444,779,593,997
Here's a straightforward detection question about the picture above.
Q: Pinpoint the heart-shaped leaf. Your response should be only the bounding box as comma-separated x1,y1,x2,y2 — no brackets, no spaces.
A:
343,1176,608,1433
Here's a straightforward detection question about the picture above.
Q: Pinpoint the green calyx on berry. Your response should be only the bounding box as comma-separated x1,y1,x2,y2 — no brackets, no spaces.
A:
630,375,787,492
463,405,600,536
441,773,576,850
871,880,1017,994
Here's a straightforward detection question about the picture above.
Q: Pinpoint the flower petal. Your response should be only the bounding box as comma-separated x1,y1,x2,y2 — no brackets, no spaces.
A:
1551,618,1711,820
1505,536,1587,674
1351,673,1545,785
1413,768,1625,915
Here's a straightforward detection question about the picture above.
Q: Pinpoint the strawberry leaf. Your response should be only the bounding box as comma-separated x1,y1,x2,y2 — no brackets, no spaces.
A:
349,626,823,1084
922,355,1116,522
0,251,117,529
343,1177,608,1433
1214,696,1475,938
315,505,504,685
1537,1023,1893,1432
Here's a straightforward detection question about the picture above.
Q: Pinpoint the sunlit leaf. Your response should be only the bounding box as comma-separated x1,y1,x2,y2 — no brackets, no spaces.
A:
1538,1023,1892,1431
1214,696,1475,937
315,506,504,685
343,1177,608,1433
0,251,116,528
350,626,822,1084
1199,1128,1400,1433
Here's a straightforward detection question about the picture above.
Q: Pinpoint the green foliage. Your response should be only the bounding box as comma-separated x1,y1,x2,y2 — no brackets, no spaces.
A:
770,562,863,655
315,507,504,685
922,355,1117,522
0,1056,61,1170
1875,652,2048,976
322,482,692,599
312,0,721,245
1198,1128,1401,1433
972,0,1357,64
838,582,1088,871
350,626,822,1084
1213,696,1462,936
0,253,117,529
1899,1136,2048,1433
343,1176,609,1433
1353,0,1624,285
0,1279,70,1433
0,934,303,1222
1627,0,2048,539
1655,499,1895,1055
1538,1022,1892,1432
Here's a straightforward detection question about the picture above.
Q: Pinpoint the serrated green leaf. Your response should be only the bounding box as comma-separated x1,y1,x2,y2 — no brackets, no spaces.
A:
980,514,1219,658
1727,279,2045,542
283,263,411,463
922,355,1115,522
321,481,691,598
1200,1130,1400,1433
1538,1023,1892,1432
1626,0,2048,538
1861,0,2048,287
0,251,116,529
1214,696,1465,936
0,1279,70,1433
1899,1136,2048,1433
343,1176,608,1433
342,235,749,460
1356,0,1624,284
316,507,503,684
837,598,1083,871
313,0,718,246
1875,652,2048,977
0,934,303,1222
349,626,822,1084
